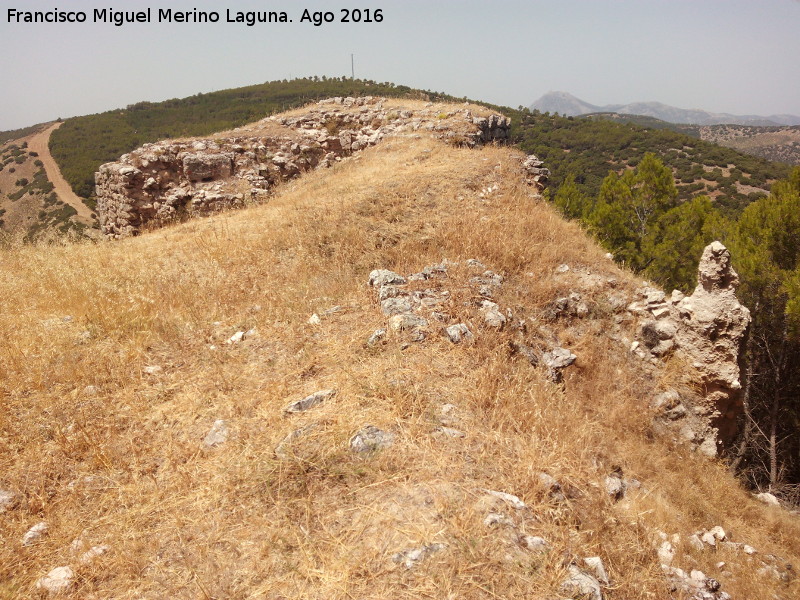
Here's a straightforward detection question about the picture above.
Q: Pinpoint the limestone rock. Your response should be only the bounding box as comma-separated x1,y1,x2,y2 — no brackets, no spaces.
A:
561,564,603,600
369,269,406,288
381,296,413,315
202,419,229,448
755,492,780,506
480,300,506,328
36,566,74,595
444,323,473,343
0,489,17,513
22,521,48,546
584,556,609,585
391,542,447,569
670,242,750,443
542,347,576,370
284,389,336,414
389,313,428,332
79,544,110,564
367,328,387,347
350,425,394,453
481,489,527,510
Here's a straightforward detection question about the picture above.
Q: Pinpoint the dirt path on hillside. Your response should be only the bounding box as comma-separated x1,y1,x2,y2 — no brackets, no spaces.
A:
27,122,94,221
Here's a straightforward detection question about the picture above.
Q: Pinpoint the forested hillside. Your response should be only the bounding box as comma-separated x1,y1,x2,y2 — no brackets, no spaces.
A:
515,110,791,215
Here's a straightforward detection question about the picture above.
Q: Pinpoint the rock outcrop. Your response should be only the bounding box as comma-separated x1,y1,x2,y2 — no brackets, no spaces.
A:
630,242,750,453
95,97,537,238
670,242,751,443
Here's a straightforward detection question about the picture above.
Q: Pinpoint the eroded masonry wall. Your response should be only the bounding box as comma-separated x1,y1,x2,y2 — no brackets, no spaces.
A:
95,97,548,238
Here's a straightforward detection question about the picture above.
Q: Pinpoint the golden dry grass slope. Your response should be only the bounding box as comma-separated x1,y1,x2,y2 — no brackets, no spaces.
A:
1,126,799,599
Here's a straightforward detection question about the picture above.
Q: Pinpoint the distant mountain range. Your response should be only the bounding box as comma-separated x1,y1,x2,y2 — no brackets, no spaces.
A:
530,91,800,126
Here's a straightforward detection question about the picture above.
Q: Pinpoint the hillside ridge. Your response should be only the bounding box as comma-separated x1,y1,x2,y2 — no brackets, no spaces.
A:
2,107,798,598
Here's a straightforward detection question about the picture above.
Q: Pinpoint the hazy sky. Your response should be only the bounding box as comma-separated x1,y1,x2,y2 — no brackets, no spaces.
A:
1,0,799,130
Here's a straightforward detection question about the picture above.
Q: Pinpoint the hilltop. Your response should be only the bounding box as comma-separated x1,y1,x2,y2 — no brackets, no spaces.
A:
1,101,798,599
0,78,792,240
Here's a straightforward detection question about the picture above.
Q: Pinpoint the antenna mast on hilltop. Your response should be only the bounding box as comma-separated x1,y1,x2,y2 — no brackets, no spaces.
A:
351,54,354,80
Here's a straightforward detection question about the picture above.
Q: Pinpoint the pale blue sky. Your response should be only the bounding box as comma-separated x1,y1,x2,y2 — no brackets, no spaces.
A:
1,0,799,130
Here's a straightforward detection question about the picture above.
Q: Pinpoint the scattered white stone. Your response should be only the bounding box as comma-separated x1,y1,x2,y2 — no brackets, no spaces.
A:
381,296,413,315
367,328,387,346
555,264,570,274
369,269,406,288
480,300,506,329
82,385,98,396
743,544,757,555
688,534,705,551
227,330,245,344
391,542,447,569
434,426,465,438
36,566,74,595
143,365,162,375
388,313,428,332
522,535,549,552
308,313,321,325
202,420,229,448
483,512,513,527
708,526,726,542
605,475,625,501
690,569,707,584
542,347,577,369
561,564,602,600
0,489,16,513
755,492,780,507
80,544,110,564
22,521,48,546
466,258,486,269
350,425,394,452
701,531,717,547
584,556,609,585
284,389,336,414
604,253,614,260
658,540,676,566
481,489,527,510
444,323,473,343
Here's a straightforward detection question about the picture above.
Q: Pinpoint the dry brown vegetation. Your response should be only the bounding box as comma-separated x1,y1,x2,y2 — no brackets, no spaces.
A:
1,134,799,599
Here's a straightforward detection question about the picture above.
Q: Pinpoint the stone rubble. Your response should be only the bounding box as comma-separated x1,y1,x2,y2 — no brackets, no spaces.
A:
22,521,48,546
0,488,17,513
202,419,230,448
627,243,750,455
391,542,448,569
35,566,74,595
96,97,543,238
350,425,394,453
284,389,336,414
561,564,603,600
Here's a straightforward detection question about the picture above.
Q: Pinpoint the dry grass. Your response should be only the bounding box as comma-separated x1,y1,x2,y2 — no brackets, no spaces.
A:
1,135,798,599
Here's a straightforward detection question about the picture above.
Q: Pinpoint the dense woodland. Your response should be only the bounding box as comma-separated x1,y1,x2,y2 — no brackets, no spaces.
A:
37,77,800,500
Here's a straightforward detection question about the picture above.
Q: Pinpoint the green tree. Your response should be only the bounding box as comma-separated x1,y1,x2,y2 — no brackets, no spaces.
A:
644,195,723,292
726,166,800,493
586,152,678,271
553,173,589,219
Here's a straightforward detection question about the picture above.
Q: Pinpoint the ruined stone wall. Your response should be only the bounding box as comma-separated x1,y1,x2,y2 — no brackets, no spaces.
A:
95,97,544,238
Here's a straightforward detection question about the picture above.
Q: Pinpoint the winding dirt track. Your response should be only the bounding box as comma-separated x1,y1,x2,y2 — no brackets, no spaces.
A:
26,122,94,221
